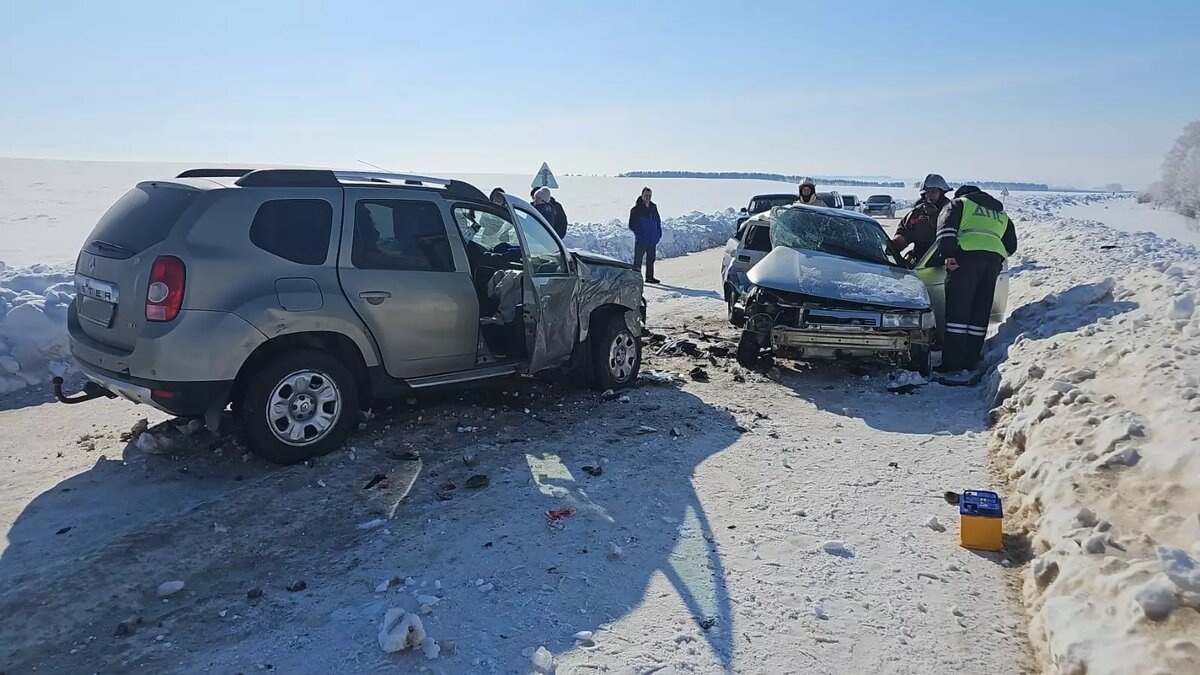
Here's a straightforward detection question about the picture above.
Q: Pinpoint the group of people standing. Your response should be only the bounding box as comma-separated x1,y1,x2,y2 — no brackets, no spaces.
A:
886,173,1018,374
488,183,665,285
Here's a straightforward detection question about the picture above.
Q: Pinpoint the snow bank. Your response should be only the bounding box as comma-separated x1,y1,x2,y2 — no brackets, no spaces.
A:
984,191,1200,674
562,209,737,262
0,262,76,394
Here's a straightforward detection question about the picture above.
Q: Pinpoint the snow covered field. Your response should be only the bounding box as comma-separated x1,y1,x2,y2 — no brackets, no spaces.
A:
1061,197,1200,247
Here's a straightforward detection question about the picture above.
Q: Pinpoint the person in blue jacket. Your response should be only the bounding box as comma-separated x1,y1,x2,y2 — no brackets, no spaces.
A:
628,187,662,283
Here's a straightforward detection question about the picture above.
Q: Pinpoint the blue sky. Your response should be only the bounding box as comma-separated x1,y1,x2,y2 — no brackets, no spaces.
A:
2,0,1198,187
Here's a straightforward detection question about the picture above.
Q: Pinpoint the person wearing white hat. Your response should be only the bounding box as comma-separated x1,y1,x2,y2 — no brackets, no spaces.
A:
532,187,569,238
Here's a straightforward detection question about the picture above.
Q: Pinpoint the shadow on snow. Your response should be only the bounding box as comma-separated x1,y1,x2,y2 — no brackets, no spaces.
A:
0,379,742,673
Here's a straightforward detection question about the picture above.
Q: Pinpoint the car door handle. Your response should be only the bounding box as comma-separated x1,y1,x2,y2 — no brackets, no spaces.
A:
359,291,391,305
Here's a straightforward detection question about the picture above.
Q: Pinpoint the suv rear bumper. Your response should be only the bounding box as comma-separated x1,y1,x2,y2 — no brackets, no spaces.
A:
67,302,266,382
78,360,231,417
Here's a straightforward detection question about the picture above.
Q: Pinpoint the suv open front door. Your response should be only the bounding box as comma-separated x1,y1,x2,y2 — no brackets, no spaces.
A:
505,199,580,374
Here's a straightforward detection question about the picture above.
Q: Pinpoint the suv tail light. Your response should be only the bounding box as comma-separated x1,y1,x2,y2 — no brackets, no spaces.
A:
146,256,185,322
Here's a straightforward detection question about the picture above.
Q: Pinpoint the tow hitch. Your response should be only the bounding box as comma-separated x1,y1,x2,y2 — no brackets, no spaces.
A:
52,376,116,405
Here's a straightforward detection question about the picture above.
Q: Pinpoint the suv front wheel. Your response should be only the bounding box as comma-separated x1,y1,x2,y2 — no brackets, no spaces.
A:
591,315,641,390
240,350,360,464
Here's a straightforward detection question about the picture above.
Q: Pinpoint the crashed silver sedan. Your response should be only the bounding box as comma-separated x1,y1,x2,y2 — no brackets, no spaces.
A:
721,204,935,373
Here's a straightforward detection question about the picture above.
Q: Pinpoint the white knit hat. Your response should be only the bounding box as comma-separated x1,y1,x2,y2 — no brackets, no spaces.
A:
534,186,552,203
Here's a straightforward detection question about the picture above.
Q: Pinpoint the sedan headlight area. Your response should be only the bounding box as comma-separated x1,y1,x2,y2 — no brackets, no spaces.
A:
880,312,924,328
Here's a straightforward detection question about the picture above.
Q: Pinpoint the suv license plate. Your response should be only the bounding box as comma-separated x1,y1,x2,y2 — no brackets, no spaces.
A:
79,296,115,328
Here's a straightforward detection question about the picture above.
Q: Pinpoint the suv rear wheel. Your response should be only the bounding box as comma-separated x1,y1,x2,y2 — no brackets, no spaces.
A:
591,315,641,390
240,350,359,464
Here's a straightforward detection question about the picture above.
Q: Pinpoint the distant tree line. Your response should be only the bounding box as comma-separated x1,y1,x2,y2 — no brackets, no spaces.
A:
617,171,905,187
1144,121,1200,218
921,180,1050,191
617,170,1056,191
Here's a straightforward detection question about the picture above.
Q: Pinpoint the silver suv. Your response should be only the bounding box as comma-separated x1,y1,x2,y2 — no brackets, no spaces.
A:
59,168,645,463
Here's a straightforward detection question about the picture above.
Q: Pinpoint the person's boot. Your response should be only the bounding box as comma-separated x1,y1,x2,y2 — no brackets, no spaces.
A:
933,360,959,374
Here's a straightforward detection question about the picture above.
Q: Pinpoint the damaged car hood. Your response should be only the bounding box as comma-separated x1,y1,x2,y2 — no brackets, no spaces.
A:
571,249,636,270
747,247,930,310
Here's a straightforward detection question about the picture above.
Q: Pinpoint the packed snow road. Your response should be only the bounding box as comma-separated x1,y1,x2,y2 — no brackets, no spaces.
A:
0,247,1030,674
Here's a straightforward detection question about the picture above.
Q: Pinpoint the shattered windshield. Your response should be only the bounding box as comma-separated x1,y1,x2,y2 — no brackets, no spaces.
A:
770,208,900,267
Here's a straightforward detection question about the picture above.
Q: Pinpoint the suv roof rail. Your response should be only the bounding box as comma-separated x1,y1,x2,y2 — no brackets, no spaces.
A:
232,168,488,201
176,168,255,178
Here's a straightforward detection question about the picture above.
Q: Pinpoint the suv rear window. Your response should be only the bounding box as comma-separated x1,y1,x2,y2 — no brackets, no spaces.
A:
85,183,194,258
352,199,454,272
868,195,891,203
250,199,333,265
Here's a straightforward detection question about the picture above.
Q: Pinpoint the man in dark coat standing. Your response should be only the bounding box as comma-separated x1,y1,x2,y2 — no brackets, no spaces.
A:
532,187,569,239
628,187,662,283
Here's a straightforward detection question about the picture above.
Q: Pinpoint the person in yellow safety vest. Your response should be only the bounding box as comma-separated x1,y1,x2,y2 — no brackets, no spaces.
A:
797,178,823,206
934,185,1018,374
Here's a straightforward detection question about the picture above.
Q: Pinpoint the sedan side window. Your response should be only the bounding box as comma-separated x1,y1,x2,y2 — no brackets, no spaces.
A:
512,209,568,275
743,224,772,252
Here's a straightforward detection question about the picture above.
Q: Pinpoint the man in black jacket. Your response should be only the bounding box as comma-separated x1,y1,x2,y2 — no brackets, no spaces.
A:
893,173,951,263
532,187,569,239
628,187,663,283
934,185,1018,374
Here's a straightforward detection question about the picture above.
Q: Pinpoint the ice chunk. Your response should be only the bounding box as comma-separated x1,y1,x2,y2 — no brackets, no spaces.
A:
157,580,185,597
924,516,946,532
530,646,554,673
1083,534,1107,554
1169,293,1196,320
420,637,440,659
136,432,168,455
1136,581,1177,621
378,609,426,653
821,540,854,557
1073,507,1099,528
1158,546,1200,594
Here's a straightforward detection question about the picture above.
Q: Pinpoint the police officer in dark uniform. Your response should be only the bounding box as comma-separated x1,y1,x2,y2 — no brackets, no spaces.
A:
892,173,951,263
934,185,1018,373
